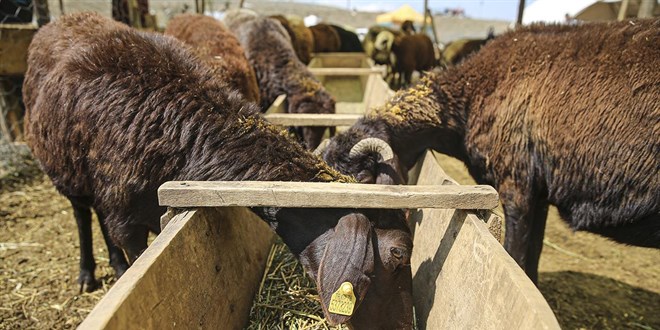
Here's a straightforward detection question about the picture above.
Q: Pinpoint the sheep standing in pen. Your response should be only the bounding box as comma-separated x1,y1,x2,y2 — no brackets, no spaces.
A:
309,23,341,53
375,30,437,88
318,20,660,283
24,12,413,329
269,14,313,65
164,13,260,104
224,10,336,150
330,24,364,52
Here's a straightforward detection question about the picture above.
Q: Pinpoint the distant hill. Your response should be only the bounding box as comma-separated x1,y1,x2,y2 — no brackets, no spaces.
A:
46,0,512,43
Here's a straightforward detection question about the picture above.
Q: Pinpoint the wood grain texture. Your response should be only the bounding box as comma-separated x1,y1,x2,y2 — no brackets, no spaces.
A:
158,181,499,209
79,207,274,329
264,113,362,126
309,67,385,76
0,24,37,75
411,151,560,329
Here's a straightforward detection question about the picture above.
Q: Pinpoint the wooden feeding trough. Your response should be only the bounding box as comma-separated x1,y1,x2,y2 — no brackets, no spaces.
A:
308,52,394,114
0,23,38,76
79,150,559,329
263,53,394,129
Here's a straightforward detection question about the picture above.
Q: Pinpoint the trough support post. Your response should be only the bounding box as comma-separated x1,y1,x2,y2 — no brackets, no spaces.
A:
33,0,50,26
637,0,656,18
618,0,631,20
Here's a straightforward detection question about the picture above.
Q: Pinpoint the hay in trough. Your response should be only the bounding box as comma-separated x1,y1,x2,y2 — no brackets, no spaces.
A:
247,239,347,330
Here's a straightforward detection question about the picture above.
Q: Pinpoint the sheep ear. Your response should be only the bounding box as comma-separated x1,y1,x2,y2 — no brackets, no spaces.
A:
317,213,374,325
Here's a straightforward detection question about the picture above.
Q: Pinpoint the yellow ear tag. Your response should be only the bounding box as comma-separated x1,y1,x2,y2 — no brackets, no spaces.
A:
328,282,357,316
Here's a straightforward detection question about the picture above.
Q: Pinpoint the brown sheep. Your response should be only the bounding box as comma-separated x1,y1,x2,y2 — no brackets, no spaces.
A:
269,15,313,65
376,30,437,88
164,13,260,104
309,23,341,53
288,16,315,65
441,38,491,66
363,25,402,66
225,10,336,150
319,19,660,283
24,12,413,328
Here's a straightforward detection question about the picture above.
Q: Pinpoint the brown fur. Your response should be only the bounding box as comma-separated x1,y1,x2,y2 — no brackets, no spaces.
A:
269,15,312,65
164,14,260,104
24,12,413,328
390,33,437,87
225,10,336,150
323,19,660,283
288,17,314,65
441,38,491,66
309,23,341,53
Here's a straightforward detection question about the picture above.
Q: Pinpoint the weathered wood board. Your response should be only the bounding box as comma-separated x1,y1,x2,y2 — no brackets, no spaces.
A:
411,151,560,329
158,181,499,210
79,207,274,330
0,24,38,76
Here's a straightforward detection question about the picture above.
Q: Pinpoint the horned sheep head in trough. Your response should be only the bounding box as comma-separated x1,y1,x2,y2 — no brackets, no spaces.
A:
270,207,413,329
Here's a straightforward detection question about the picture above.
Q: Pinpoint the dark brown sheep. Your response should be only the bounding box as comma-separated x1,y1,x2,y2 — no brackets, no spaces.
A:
319,20,660,283
287,16,315,65
363,25,402,66
330,24,364,52
225,10,336,150
375,31,437,88
23,12,413,328
309,23,341,53
441,38,491,66
269,14,313,65
164,13,260,104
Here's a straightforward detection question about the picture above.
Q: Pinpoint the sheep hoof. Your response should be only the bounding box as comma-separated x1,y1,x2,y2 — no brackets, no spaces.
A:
78,271,98,293
113,264,129,279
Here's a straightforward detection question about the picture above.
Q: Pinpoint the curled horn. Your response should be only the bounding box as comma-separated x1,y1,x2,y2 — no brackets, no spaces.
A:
313,139,331,156
349,137,394,161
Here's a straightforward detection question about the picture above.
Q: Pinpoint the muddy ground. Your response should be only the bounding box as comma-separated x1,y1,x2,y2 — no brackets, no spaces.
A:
1,158,658,329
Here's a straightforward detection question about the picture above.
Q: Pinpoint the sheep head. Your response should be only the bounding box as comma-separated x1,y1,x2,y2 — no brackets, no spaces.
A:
276,209,413,329
317,127,407,185
288,88,336,150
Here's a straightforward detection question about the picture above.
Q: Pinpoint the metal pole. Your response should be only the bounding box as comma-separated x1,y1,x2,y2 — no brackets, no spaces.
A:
59,0,64,15
516,0,525,25
239,0,245,8
422,0,429,31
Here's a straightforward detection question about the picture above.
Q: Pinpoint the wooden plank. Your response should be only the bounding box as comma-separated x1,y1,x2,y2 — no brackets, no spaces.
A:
411,151,559,329
310,52,367,59
0,24,38,76
79,207,274,329
264,113,361,126
265,94,287,114
158,181,499,209
309,67,385,77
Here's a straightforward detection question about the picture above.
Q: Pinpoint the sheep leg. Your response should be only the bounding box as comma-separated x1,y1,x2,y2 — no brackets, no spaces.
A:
525,200,549,283
68,197,98,293
96,210,129,279
503,195,548,284
115,225,149,265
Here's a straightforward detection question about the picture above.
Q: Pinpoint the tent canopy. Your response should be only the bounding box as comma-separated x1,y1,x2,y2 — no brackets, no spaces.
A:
376,4,427,24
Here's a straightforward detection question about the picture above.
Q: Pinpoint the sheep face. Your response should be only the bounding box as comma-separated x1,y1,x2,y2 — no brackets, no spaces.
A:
288,90,336,150
318,125,407,186
298,210,413,328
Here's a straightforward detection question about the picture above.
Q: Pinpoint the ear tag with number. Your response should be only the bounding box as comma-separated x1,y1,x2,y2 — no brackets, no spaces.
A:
328,281,357,316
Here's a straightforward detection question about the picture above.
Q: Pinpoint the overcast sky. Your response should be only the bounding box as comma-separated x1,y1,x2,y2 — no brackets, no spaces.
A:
301,0,538,22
